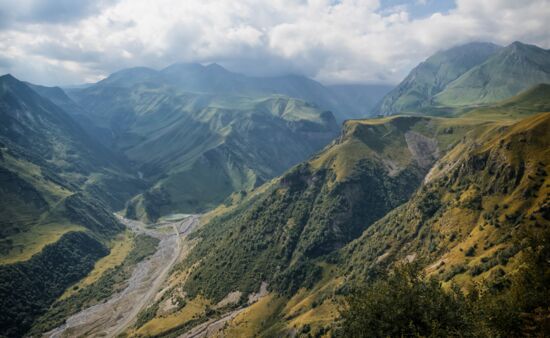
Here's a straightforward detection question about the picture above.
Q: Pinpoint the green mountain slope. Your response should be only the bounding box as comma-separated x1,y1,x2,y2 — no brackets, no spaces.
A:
342,112,550,285
27,82,114,143
435,42,550,106
135,90,550,336
0,74,142,336
169,114,481,302
67,74,340,220
459,83,550,120
375,42,500,115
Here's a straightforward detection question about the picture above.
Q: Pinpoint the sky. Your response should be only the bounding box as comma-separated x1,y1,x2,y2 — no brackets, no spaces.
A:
0,0,548,86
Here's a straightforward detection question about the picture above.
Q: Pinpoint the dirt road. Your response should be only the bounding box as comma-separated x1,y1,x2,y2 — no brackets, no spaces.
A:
45,215,199,338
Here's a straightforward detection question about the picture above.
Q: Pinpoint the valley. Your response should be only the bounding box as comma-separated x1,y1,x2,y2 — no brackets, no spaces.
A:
0,32,549,337
45,214,199,338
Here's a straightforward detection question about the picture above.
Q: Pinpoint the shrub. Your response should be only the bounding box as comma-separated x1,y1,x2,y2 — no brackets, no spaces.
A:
340,263,475,338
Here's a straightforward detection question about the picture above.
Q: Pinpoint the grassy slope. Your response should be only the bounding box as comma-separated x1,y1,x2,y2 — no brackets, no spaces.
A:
435,42,550,106
130,113,490,336
458,83,550,120
342,112,549,284
375,42,500,115
143,90,549,336
0,74,136,262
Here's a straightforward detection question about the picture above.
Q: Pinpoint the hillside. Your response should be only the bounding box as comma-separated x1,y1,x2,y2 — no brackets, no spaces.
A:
458,83,550,120
435,42,550,106
126,86,550,336
375,42,500,115
342,112,550,285
126,113,497,336
65,74,340,220
0,74,143,336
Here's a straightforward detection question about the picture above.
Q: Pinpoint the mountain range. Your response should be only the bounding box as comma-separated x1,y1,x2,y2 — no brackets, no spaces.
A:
376,41,550,115
146,83,550,337
61,67,347,220
0,39,549,337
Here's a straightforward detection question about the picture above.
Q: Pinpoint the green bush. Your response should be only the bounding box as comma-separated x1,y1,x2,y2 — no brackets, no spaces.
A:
340,263,474,337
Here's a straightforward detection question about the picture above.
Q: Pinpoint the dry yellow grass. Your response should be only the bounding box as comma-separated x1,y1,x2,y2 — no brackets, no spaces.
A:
221,294,284,337
133,296,210,337
60,230,133,299
0,223,85,265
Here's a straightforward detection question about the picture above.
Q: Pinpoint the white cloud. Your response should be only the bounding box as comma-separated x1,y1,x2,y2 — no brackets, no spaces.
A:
0,0,548,86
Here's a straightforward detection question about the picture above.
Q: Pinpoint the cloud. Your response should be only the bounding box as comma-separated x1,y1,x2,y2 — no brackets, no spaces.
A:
0,0,119,24
0,0,548,86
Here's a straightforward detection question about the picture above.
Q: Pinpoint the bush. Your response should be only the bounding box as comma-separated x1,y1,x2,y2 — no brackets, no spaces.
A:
340,263,475,337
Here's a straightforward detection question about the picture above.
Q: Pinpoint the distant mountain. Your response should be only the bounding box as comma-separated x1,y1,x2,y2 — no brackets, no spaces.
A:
375,42,501,115
66,73,340,220
458,83,550,120
0,74,141,336
435,41,550,106
328,84,393,117
26,82,113,142
73,63,372,122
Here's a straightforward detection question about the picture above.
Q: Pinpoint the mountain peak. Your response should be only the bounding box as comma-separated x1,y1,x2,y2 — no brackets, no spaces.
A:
0,73,18,84
505,41,540,53
0,73,32,94
162,62,204,73
510,40,527,47
205,63,227,72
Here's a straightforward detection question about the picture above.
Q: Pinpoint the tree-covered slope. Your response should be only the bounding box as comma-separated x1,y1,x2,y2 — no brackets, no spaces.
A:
375,42,500,115
342,112,550,285
176,115,474,302
137,90,550,336
435,42,550,106
0,74,143,336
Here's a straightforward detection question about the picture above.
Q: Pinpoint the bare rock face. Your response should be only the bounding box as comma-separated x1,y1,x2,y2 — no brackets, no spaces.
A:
405,131,440,169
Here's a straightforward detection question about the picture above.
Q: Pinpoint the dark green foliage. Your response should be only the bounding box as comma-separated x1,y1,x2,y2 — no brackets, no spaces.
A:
30,234,159,335
471,227,550,337
135,301,161,329
0,232,108,338
465,245,476,257
182,156,424,302
417,188,442,219
340,263,475,338
63,193,124,238
341,225,550,337
272,259,323,296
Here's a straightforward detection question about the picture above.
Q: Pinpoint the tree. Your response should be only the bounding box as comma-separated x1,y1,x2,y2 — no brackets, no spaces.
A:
340,262,475,337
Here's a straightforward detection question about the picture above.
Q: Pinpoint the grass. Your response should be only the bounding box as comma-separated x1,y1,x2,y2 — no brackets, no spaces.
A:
342,112,550,294
221,294,286,337
132,296,210,337
60,230,133,299
29,234,159,335
0,223,85,265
